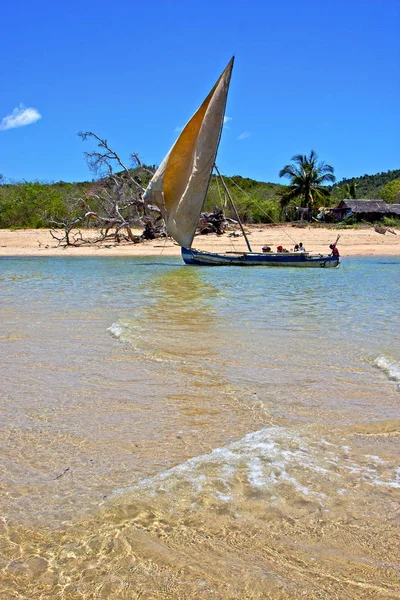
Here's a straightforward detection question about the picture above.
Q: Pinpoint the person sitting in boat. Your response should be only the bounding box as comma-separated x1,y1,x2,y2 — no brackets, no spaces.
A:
330,243,339,257
294,244,299,252
262,245,271,253
297,242,305,252
277,245,284,252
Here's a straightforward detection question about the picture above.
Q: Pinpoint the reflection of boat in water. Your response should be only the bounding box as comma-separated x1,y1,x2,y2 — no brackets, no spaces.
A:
144,57,340,268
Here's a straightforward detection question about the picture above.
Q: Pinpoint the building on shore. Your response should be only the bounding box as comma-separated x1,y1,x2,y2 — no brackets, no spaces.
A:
331,199,392,222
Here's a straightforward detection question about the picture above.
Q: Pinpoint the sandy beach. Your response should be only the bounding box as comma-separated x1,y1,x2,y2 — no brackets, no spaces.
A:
1,224,399,257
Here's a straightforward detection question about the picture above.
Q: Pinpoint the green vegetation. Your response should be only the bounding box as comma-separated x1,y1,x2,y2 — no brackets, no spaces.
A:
204,175,283,224
378,179,400,203
331,169,400,202
278,150,336,211
380,216,400,228
0,181,91,229
0,163,399,230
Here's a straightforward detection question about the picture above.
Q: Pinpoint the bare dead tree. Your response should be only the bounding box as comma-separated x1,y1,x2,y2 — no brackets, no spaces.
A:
197,207,227,235
79,132,144,186
48,194,101,246
48,132,164,246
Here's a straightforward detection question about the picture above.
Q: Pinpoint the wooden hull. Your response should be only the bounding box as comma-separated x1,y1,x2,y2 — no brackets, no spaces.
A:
182,247,340,268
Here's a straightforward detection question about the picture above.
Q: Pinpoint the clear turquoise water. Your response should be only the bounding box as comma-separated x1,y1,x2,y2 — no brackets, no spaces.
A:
1,256,399,598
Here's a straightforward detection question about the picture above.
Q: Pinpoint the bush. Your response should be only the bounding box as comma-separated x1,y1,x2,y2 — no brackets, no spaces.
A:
341,214,356,225
0,182,71,228
382,216,400,228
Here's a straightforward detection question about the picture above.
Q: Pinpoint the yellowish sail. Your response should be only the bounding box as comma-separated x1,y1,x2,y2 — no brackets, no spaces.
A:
143,57,234,248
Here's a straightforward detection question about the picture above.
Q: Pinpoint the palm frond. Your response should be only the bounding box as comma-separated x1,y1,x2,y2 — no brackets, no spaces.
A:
279,186,303,208
278,150,335,211
279,165,300,179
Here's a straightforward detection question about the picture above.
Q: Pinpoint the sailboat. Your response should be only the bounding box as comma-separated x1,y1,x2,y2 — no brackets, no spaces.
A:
143,57,340,268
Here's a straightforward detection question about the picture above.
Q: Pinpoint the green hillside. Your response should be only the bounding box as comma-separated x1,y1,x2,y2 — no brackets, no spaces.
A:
0,167,399,229
331,169,400,202
204,175,284,224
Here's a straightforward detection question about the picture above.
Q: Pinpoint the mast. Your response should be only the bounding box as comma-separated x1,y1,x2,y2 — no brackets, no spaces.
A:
214,164,253,252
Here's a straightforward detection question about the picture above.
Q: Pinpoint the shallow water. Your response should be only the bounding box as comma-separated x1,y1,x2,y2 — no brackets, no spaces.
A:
0,256,399,598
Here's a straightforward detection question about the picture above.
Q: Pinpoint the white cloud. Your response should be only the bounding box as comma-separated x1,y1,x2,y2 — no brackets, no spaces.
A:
0,104,42,131
237,131,251,140
224,116,232,125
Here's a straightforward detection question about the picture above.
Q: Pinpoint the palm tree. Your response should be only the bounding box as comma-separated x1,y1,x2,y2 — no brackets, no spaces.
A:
279,150,336,214
342,180,357,199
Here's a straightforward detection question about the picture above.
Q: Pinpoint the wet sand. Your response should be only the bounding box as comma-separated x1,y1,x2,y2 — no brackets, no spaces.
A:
1,224,399,257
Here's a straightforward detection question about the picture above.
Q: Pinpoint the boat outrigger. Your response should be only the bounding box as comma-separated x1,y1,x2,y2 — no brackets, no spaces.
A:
144,57,340,268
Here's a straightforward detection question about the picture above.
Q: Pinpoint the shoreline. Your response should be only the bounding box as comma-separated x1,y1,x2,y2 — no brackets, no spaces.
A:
1,225,399,257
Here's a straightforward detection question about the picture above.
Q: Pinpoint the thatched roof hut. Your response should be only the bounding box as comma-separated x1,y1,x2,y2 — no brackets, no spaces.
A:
334,199,391,222
388,204,400,217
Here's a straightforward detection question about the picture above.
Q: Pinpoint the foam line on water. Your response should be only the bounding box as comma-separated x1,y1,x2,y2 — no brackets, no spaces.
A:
108,322,125,339
107,320,185,364
112,426,400,507
374,355,400,381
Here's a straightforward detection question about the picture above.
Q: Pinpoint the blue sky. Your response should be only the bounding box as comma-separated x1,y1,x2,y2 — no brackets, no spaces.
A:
1,0,399,184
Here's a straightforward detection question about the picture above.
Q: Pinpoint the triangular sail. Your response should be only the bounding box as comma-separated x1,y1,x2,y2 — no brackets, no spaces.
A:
143,57,234,248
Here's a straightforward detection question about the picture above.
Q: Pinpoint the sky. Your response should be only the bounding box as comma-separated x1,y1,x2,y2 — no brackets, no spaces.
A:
0,0,399,185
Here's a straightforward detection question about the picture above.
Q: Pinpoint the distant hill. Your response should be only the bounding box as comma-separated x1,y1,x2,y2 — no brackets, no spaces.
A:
332,168,400,200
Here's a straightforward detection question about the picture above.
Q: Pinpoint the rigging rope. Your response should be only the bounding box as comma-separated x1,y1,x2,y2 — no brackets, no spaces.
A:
209,169,245,252
215,167,299,247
